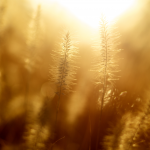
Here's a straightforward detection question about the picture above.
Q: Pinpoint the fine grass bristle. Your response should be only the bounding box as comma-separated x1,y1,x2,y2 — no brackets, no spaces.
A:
91,15,122,150
49,30,79,143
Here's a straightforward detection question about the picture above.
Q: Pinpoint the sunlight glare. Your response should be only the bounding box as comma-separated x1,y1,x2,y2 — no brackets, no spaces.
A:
33,0,135,28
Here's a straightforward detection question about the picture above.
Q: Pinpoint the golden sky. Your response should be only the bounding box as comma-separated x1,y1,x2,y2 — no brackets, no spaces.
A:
32,0,136,28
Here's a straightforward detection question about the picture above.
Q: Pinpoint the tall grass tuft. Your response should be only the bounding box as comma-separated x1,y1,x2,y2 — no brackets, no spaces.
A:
0,0,7,103
103,93,150,150
23,5,46,150
91,15,122,150
25,4,42,73
50,31,79,141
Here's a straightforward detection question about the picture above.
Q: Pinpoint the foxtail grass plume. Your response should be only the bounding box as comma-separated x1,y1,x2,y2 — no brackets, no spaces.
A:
50,31,79,137
92,15,122,107
25,5,42,72
50,31,79,94
91,15,122,150
103,96,150,150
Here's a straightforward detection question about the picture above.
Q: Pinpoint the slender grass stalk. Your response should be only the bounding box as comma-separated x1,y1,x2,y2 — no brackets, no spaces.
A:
24,4,41,113
50,31,79,135
91,15,122,150
26,4,41,68
96,15,108,150
89,109,92,150
23,5,42,150
0,0,7,125
0,1,7,78
50,136,65,150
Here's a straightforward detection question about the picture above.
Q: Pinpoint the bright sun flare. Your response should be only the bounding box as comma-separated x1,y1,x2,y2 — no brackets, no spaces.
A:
33,0,135,28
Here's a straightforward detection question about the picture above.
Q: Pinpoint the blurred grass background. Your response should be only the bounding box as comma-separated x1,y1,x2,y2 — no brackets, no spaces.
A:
0,0,150,150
